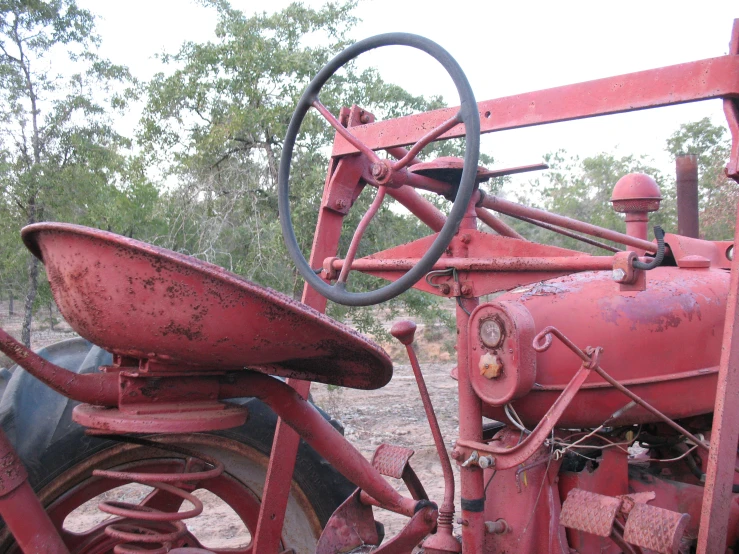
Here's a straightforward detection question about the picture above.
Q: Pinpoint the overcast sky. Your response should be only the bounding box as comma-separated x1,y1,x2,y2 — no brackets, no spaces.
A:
79,0,737,186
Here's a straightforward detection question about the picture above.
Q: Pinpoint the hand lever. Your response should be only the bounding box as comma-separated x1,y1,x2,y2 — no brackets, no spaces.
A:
391,321,461,553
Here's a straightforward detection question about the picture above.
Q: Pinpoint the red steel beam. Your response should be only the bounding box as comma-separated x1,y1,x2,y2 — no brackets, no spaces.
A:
330,256,613,272
332,55,739,156
697,19,739,554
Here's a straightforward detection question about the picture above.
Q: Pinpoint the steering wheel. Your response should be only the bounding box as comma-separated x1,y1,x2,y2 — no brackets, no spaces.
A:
279,33,480,306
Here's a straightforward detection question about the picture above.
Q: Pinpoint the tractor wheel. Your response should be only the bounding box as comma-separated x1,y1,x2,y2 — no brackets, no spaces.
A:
0,338,354,553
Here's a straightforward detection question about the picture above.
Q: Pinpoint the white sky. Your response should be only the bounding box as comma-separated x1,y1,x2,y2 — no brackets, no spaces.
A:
80,0,737,186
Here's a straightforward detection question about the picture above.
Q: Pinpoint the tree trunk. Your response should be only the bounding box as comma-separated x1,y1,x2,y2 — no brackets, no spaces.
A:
8,291,13,316
21,254,39,348
48,302,55,331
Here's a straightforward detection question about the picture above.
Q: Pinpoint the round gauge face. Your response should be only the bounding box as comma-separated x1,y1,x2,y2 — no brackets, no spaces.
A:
728,245,734,262
480,318,503,349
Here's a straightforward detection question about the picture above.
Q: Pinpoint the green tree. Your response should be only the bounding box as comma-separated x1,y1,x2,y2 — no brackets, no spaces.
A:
139,0,467,336
507,151,673,252
0,0,157,346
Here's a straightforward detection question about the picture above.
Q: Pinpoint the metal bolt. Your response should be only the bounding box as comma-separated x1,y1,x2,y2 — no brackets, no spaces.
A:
370,163,388,181
461,450,479,467
450,448,462,461
612,268,626,282
484,519,509,534
360,112,371,124
460,233,472,244
456,517,469,526
335,199,347,209
439,283,451,295
478,456,495,469
461,284,472,296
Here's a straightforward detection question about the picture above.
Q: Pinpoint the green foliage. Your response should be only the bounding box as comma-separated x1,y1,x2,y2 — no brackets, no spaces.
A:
506,151,674,253
0,0,160,343
138,0,459,335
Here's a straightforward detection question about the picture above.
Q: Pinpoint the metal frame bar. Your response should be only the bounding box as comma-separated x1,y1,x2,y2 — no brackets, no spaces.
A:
332,56,739,156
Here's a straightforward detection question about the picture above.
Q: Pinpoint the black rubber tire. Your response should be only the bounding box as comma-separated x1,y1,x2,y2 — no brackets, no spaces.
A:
0,338,354,551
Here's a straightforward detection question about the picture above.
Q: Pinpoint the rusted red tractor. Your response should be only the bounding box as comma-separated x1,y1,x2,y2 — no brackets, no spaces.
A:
1,18,739,554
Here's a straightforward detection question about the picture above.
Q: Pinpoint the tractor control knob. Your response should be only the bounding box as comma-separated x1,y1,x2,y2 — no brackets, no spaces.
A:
610,173,662,243
390,320,417,345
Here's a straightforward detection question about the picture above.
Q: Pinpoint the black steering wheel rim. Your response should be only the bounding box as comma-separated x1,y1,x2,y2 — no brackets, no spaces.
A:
279,32,480,306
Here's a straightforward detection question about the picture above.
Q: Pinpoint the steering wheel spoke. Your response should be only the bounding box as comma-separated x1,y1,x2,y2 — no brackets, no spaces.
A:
311,98,382,165
279,33,480,306
336,185,388,285
391,112,462,171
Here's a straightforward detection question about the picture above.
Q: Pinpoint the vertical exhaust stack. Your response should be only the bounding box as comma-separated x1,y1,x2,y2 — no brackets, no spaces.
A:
676,155,700,238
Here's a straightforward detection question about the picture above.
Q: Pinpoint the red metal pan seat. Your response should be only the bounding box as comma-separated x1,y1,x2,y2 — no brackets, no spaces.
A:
22,223,392,390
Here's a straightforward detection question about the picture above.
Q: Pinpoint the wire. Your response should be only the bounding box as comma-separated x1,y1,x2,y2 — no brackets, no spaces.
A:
552,426,641,459
630,444,699,464
504,403,531,435
483,470,498,497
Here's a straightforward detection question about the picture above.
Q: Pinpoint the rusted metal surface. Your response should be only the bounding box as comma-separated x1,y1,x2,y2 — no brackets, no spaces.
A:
481,432,567,553
0,428,69,553
489,267,729,428
676,155,700,239
72,402,249,433
372,443,415,479
457,362,591,470
480,193,658,253
493,209,619,252
219,371,419,518
87,440,224,552
662,232,732,269
696,159,739,550
331,254,615,273
468,301,537,406
316,489,379,554
253,107,363,553
723,20,739,180
623,502,689,554
560,489,621,538
21,222,392,390
611,173,662,250
559,448,629,554
378,504,440,554
0,422,28,497
26,434,302,554
528,326,709,452
345,228,595,298
0,326,118,405
332,55,739,156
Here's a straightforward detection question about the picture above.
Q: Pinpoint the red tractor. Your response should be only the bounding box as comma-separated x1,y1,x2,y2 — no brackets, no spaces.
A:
0,18,738,554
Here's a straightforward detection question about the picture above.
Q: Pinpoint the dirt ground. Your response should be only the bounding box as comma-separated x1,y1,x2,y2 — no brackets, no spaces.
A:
0,303,464,548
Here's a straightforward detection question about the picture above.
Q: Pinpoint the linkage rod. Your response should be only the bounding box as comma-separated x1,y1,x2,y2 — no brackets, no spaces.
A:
479,193,657,253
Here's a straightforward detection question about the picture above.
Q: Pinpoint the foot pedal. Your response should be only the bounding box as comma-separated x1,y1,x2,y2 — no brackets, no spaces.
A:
560,488,621,537
372,443,415,479
372,443,427,501
317,489,379,554
622,502,689,554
